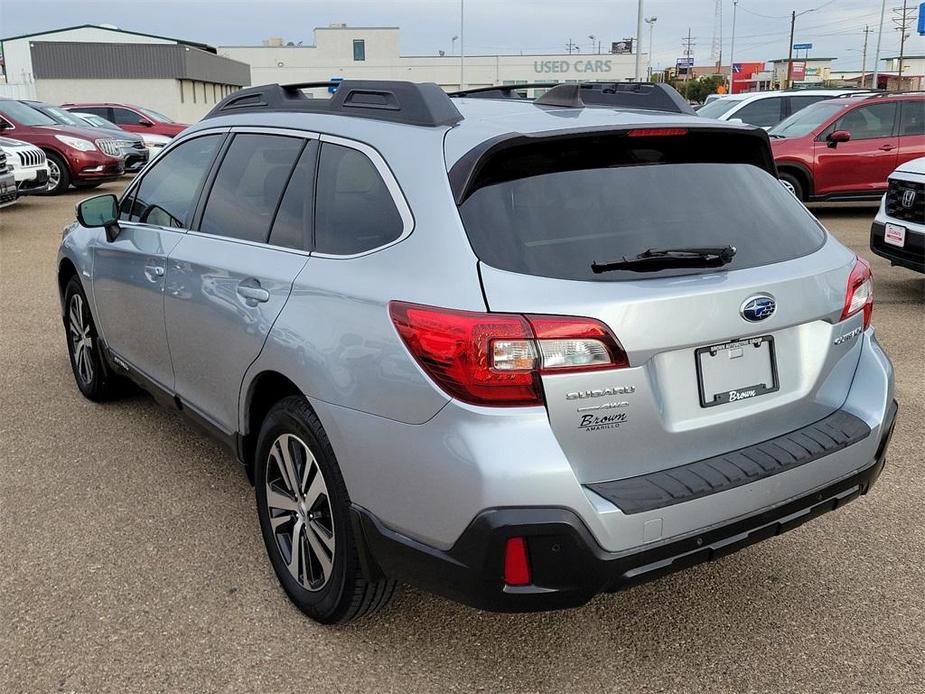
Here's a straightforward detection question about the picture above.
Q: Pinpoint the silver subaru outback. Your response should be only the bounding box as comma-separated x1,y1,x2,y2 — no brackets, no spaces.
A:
58,81,897,624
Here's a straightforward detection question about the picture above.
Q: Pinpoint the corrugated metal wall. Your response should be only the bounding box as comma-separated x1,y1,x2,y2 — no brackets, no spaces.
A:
30,42,251,86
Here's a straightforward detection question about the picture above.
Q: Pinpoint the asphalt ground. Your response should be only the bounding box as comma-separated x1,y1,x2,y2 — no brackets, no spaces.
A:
1,184,923,694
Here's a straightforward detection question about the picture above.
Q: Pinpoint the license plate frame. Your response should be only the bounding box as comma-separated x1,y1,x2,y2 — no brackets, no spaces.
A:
695,335,779,408
884,223,906,248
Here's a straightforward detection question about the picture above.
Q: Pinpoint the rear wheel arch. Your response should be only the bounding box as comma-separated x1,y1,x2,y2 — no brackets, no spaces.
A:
241,370,304,474
776,162,813,200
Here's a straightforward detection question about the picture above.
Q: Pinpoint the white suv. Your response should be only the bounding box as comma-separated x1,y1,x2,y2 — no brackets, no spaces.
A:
0,136,50,194
871,156,925,273
698,89,866,129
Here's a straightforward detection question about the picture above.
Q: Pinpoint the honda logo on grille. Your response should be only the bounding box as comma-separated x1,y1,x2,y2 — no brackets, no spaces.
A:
902,189,916,208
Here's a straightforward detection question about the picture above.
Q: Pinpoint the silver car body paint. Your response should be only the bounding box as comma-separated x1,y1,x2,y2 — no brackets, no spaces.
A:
57,96,894,557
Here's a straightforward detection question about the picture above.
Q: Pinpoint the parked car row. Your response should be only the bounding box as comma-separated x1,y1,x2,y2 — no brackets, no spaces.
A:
0,97,186,203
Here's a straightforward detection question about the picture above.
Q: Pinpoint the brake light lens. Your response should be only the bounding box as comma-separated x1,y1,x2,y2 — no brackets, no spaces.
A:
389,302,628,407
840,256,873,329
626,128,688,138
503,537,531,586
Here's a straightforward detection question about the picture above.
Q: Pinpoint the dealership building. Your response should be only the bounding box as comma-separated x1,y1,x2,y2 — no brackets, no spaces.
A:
220,25,642,92
0,25,251,122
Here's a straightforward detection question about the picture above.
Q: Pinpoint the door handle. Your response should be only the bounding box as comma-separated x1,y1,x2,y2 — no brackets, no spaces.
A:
144,264,165,282
236,281,270,304
879,144,896,151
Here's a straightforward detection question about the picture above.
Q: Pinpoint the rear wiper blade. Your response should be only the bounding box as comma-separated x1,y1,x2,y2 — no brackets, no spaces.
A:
591,246,737,274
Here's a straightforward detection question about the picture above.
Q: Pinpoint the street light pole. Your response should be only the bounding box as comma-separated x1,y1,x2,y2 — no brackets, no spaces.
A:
644,17,657,80
634,0,644,81
871,0,886,90
728,0,738,94
458,0,465,89
786,7,816,88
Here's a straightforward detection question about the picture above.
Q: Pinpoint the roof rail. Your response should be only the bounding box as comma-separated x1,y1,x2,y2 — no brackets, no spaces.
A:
448,81,695,115
204,80,463,127
836,90,925,99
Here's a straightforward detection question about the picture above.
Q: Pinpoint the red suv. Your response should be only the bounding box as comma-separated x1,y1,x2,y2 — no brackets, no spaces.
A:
61,103,188,138
769,93,924,201
0,98,125,194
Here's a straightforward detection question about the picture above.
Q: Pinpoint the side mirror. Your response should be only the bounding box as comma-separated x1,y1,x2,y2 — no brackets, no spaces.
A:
0,119,11,130
138,118,153,127
827,130,851,147
76,194,121,242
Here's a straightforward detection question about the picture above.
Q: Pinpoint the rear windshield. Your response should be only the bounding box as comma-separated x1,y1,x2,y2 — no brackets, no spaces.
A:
459,144,826,282
697,97,745,119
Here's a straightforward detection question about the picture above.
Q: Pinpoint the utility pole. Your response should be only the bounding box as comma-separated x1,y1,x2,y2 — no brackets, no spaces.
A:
459,0,465,90
892,0,916,90
729,0,739,94
681,28,695,99
786,6,817,88
634,0,645,81
872,0,887,89
565,38,578,55
786,11,796,88
860,26,871,88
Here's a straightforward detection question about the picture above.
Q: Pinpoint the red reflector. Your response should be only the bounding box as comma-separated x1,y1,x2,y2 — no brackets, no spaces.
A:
626,128,689,138
504,537,531,586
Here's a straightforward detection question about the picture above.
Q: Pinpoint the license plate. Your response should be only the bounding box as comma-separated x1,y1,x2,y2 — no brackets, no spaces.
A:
696,336,779,408
884,223,906,248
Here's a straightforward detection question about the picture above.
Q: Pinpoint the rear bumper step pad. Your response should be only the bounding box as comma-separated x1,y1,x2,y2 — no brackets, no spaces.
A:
586,409,871,515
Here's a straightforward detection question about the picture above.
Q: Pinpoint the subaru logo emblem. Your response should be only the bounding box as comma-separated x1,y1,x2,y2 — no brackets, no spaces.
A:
902,189,916,208
741,294,776,322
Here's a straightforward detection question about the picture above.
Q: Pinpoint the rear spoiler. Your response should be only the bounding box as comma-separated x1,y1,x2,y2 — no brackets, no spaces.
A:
447,124,776,205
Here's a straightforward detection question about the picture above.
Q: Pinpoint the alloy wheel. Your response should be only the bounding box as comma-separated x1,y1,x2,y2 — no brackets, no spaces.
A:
68,293,94,385
265,433,336,591
47,159,61,190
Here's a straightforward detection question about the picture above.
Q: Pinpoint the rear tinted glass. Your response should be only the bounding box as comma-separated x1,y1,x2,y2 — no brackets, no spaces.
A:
459,157,825,282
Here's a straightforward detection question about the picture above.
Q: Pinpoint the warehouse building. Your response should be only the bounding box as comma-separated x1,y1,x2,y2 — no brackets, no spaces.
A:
220,24,641,91
0,25,250,122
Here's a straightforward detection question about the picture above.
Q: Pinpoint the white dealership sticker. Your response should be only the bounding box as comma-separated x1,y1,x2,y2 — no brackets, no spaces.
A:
884,223,906,248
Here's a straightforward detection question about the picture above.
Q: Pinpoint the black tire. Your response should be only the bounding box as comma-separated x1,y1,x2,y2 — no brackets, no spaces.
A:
779,171,804,201
39,151,72,195
255,395,397,624
73,182,102,190
63,276,123,401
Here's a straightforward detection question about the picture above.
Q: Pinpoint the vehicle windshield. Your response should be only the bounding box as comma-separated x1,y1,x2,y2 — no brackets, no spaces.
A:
459,147,826,281
78,113,117,128
138,106,174,123
697,97,745,119
0,100,58,126
769,101,846,138
36,104,87,127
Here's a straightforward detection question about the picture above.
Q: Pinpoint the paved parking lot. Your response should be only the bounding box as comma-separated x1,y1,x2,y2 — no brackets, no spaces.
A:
1,184,923,693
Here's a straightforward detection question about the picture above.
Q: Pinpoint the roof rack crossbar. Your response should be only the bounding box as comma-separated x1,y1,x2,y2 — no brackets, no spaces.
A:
448,80,695,115
204,80,463,127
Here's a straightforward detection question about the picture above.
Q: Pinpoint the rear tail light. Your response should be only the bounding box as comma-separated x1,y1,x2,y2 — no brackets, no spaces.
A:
389,302,628,407
841,256,873,329
503,537,531,586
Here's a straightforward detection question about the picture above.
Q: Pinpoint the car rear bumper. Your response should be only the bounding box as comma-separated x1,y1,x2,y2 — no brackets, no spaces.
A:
354,398,897,612
870,220,925,273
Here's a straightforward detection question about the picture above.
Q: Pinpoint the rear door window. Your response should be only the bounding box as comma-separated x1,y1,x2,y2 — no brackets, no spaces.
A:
314,143,404,255
199,134,304,243
268,141,318,250
112,107,143,125
733,97,784,127
900,100,925,136
458,136,826,282
126,134,222,228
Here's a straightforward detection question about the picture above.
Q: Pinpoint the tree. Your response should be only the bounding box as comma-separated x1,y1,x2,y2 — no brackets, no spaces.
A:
670,74,727,103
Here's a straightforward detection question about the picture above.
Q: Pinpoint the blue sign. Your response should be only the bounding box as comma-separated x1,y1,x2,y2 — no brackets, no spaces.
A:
793,43,813,50
676,57,694,67
918,3,924,35
733,63,743,73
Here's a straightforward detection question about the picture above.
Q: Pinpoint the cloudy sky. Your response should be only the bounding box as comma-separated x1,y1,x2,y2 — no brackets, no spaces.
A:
1,0,922,72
